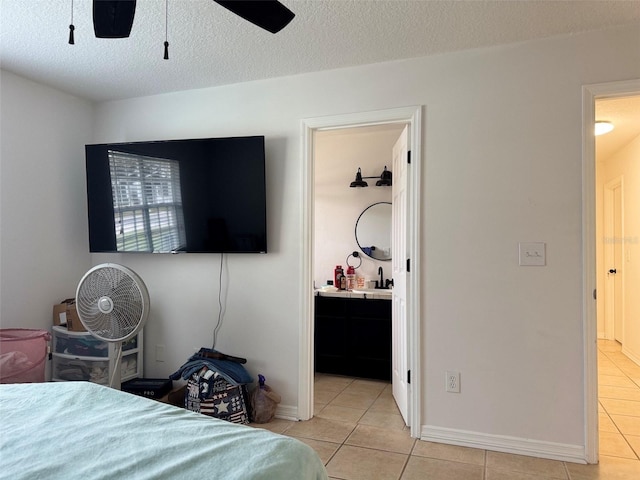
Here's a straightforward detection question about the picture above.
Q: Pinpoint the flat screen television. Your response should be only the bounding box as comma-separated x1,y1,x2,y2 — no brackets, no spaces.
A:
85,136,267,254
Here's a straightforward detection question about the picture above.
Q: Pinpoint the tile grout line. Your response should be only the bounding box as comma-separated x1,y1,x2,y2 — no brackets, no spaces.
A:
482,449,487,480
395,451,412,480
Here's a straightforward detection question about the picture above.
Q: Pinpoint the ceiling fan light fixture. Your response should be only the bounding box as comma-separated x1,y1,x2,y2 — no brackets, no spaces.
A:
595,121,614,136
350,168,368,188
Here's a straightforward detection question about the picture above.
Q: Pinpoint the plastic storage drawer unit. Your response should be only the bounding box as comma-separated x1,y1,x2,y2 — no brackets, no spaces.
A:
53,328,108,357
50,326,143,385
52,356,109,384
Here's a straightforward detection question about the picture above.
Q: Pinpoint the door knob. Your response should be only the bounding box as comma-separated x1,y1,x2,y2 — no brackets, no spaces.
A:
609,268,617,274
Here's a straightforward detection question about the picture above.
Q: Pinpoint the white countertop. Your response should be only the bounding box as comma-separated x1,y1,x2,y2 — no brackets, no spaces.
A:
314,289,392,300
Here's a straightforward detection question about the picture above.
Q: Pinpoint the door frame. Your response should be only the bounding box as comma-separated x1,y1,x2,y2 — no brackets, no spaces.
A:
582,79,640,464
299,106,423,437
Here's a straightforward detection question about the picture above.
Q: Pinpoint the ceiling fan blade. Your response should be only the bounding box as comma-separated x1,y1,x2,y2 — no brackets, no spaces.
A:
93,0,137,38
213,0,295,34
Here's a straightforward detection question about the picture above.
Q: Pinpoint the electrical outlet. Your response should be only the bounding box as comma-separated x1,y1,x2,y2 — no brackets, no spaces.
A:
446,371,460,393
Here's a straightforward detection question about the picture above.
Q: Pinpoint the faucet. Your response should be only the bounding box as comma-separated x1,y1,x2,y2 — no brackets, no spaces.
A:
378,266,384,289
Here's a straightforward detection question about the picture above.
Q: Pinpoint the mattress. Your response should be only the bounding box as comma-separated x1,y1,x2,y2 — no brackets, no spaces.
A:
0,381,327,480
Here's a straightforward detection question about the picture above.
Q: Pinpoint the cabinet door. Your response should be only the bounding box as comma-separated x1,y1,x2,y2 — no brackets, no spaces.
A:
314,297,348,375
350,299,391,380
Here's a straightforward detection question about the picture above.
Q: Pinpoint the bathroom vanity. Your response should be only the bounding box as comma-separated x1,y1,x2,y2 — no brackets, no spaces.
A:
314,291,391,381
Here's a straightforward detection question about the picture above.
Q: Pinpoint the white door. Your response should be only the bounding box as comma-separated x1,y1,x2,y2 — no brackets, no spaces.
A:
603,179,624,343
613,184,623,342
391,125,409,424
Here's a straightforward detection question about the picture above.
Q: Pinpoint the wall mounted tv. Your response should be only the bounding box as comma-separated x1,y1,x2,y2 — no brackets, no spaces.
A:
85,136,267,254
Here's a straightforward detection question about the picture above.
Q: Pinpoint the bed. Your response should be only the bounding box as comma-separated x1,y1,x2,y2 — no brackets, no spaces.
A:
0,382,328,480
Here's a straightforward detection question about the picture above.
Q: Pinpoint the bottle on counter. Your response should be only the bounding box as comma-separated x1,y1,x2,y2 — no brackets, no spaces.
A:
334,265,344,288
346,266,356,290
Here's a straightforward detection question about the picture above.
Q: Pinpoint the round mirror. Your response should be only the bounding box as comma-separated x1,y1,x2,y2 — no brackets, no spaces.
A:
355,202,391,261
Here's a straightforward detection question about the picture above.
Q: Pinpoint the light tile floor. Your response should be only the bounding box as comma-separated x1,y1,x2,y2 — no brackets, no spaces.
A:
597,339,640,465
254,340,640,479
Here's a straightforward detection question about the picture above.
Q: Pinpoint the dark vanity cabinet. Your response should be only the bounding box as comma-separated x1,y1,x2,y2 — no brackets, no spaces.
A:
314,294,391,381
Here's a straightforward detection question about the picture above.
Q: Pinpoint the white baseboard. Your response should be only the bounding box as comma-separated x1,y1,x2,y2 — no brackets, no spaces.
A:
274,404,300,421
421,425,586,464
621,346,640,367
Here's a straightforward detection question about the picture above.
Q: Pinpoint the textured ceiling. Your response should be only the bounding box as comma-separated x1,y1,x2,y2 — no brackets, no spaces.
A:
595,95,640,161
1,0,639,102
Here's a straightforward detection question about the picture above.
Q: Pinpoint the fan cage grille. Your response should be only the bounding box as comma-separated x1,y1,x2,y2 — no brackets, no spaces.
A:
76,264,149,342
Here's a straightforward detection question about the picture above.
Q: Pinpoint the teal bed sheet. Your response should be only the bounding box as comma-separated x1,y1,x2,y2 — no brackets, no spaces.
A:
0,382,327,480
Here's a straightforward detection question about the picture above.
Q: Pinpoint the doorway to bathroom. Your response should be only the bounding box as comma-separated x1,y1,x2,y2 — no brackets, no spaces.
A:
300,106,422,438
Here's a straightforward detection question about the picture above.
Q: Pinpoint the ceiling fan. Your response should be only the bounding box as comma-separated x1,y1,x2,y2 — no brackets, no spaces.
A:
90,0,295,38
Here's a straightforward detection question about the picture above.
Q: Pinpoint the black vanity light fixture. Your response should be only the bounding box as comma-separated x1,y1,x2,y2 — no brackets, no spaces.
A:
350,168,368,187
376,166,392,186
349,166,393,188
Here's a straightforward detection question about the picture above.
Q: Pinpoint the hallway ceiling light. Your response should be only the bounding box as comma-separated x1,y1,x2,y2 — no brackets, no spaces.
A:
349,166,393,188
595,121,614,136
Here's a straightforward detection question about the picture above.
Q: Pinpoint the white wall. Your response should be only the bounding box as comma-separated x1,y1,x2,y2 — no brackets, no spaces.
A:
598,134,640,362
314,125,403,288
89,23,640,455
0,70,93,329
2,22,639,460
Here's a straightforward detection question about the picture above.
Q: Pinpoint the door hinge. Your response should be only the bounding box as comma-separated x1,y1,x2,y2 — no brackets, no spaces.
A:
593,289,597,300
407,150,411,164
406,258,410,272
407,370,411,384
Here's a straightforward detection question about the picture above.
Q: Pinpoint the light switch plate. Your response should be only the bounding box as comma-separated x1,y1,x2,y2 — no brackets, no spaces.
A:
519,242,546,266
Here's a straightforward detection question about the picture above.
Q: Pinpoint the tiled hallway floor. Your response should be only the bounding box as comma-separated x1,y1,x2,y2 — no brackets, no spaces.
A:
253,340,640,479
597,339,640,463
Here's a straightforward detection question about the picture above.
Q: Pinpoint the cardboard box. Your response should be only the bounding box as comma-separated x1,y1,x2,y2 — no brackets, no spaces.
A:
52,299,86,332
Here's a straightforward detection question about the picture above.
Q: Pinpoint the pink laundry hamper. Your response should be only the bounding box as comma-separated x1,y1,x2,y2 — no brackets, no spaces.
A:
0,329,50,383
